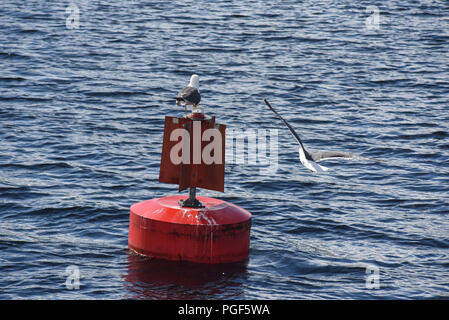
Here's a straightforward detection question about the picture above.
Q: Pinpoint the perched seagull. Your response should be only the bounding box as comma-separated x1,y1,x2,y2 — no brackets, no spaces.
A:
175,74,201,115
264,99,359,173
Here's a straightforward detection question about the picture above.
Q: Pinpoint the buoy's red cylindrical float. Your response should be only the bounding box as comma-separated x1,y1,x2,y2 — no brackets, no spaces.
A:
128,195,252,264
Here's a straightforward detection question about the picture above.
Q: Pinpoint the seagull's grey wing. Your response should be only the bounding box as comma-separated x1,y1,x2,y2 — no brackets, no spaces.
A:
176,86,201,105
312,151,381,163
264,99,314,161
309,150,357,162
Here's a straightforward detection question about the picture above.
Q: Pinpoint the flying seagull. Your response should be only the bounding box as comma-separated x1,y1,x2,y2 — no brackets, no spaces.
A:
175,74,201,115
264,99,359,173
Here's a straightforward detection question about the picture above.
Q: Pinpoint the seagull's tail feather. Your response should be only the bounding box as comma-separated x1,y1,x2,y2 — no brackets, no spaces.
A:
175,97,184,106
307,161,329,173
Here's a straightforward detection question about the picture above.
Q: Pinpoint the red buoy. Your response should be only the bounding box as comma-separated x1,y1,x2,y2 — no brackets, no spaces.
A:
128,195,251,264
128,106,252,264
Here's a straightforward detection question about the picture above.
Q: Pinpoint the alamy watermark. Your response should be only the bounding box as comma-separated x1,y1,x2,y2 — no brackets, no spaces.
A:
65,265,80,290
365,5,380,31
227,128,278,174
63,1,140,29
65,3,80,29
365,264,380,289
168,124,279,174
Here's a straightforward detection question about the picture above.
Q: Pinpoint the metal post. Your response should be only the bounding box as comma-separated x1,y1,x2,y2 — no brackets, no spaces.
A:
179,187,205,208
188,187,196,202
178,110,206,208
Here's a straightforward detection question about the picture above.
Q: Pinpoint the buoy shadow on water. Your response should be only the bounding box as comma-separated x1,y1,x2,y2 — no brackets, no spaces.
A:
124,250,248,299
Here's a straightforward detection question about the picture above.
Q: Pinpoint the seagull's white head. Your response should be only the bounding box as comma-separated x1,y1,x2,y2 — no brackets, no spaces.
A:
189,74,199,89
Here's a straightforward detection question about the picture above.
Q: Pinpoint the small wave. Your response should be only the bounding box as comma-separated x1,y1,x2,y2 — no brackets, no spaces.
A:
295,36,328,42
228,14,250,19
18,29,45,34
84,91,150,97
370,78,412,85
25,206,95,217
0,77,26,82
0,96,53,102
189,47,244,53
0,162,73,171
398,130,448,140
0,52,29,59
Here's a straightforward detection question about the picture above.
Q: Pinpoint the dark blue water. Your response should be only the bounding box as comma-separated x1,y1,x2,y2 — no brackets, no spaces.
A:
1,0,449,299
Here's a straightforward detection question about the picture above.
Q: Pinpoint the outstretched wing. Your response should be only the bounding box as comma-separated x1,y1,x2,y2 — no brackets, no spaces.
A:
263,99,372,173
264,99,314,161
310,150,357,162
